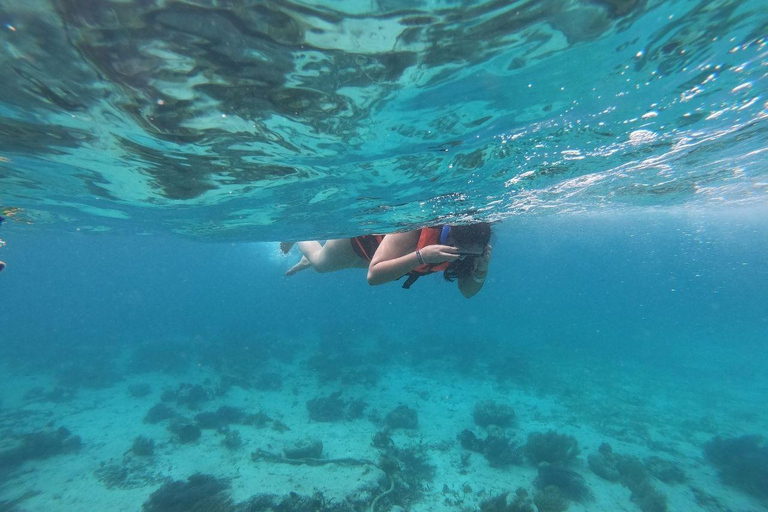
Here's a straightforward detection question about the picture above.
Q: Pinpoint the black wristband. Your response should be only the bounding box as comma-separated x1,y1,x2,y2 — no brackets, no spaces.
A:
416,250,424,265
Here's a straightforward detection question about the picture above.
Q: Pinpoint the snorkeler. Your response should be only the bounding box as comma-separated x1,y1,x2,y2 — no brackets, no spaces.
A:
283,223,492,298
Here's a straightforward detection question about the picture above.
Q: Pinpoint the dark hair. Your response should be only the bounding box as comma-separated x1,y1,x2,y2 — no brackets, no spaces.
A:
443,223,492,282
450,223,491,247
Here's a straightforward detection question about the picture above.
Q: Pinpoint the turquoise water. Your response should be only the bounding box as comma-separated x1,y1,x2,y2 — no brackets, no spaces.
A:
1,1,767,512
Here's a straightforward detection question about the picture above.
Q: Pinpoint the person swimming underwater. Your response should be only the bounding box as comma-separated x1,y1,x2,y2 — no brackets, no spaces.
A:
282,223,492,298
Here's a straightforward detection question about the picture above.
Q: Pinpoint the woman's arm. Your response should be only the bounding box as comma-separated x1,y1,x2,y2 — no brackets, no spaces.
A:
367,231,460,285
367,231,421,285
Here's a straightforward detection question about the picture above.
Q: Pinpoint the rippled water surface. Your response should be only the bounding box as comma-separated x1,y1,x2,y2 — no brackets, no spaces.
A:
0,0,766,239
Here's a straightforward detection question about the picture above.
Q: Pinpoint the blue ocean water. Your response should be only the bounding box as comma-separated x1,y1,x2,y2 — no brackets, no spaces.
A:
1,1,767,512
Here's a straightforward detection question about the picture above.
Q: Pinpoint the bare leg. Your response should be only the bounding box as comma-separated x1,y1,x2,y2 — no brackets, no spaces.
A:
293,239,367,274
283,241,323,277
285,255,310,276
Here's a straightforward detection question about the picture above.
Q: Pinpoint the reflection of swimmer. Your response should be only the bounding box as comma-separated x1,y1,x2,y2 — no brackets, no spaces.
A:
283,223,492,298
0,214,5,272
0,207,34,225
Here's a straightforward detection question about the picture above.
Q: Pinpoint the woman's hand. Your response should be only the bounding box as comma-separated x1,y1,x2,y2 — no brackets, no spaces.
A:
473,244,492,273
418,244,460,264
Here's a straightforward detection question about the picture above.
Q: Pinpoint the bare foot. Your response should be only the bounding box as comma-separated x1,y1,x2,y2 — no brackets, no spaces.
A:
285,256,310,276
280,242,295,254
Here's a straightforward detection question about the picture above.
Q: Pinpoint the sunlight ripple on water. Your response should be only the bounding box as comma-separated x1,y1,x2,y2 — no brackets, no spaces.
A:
0,0,765,239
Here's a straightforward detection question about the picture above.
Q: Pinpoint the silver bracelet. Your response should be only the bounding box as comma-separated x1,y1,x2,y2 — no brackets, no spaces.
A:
416,250,425,265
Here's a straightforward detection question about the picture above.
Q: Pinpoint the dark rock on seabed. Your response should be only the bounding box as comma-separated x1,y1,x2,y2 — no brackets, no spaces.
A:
284,438,323,459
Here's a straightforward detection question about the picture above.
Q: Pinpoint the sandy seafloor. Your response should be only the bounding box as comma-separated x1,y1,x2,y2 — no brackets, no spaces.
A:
1,334,766,512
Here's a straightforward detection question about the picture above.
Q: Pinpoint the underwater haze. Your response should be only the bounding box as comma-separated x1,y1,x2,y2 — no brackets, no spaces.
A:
1,1,767,512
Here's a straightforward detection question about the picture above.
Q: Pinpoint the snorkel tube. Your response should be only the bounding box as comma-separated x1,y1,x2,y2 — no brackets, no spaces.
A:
439,225,451,245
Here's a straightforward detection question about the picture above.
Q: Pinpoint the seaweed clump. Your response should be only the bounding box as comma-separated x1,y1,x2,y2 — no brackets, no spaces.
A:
372,431,395,450
142,474,234,512
644,456,686,484
0,426,82,473
194,406,283,432
457,428,522,467
534,464,592,502
533,486,568,512
474,400,515,427
128,383,152,398
346,398,367,420
243,491,353,512
23,386,76,404
306,392,346,422
373,441,436,509
168,421,201,444
144,403,176,424
587,443,620,482
704,434,768,503
524,431,579,465
384,405,418,430
458,429,485,453
479,488,535,512
131,436,155,456
397,444,436,484
222,430,243,451
194,406,247,429
166,383,212,410
588,443,668,512
483,428,524,467
615,457,668,512
0,492,41,512
95,455,164,490
690,487,728,511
